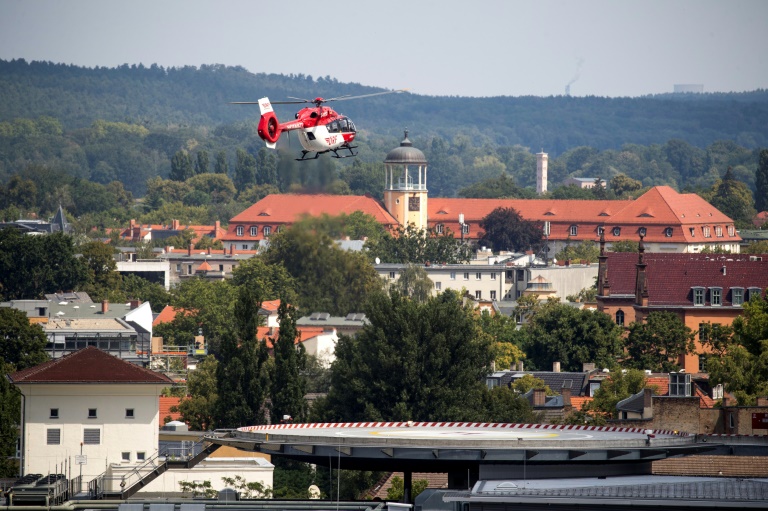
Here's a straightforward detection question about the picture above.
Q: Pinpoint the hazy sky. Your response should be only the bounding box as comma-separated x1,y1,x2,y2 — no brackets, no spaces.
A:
1,0,766,98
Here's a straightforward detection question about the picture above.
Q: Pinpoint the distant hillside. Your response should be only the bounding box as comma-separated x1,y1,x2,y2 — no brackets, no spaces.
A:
2,59,767,153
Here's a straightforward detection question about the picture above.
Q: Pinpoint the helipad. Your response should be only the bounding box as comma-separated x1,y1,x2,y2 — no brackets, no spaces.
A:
210,422,710,481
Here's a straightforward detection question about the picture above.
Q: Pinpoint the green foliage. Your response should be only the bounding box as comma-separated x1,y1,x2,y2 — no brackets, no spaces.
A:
510,374,556,396
291,211,386,242
521,302,624,371
478,207,543,253
458,174,534,199
170,150,194,182
0,228,89,300
391,264,433,303
270,301,308,423
119,274,170,313
709,167,756,228
365,223,473,265
610,240,639,252
173,355,218,430
625,311,695,372
584,369,648,420
705,294,768,404
484,386,541,423
178,479,218,498
609,174,644,197
317,290,494,422
221,475,272,499
387,476,429,501
555,241,600,263
263,222,382,315
756,149,768,213
78,240,121,301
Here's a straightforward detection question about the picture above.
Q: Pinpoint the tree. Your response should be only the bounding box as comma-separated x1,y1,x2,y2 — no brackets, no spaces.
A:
555,240,600,263
458,174,533,199
709,167,756,228
484,386,540,423
235,148,257,189
521,301,623,371
510,374,555,395
609,174,643,197
584,369,648,420
391,264,433,303
270,301,308,423
757,149,768,213
365,223,473,265
478,207,543,253
79,240,121,301
195,150,210,175
387,476,429,501
610,240,639,252
317,290,494,422
0,229,89,300
0,308,48,476
625,311,695,372
214,150,229,175
173,355,218,430
170,150,194,181
704,294,768,404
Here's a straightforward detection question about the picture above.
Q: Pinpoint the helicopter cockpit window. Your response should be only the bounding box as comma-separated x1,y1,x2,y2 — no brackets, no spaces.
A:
339,118,349,132
328,121,339,133
348,120,356,132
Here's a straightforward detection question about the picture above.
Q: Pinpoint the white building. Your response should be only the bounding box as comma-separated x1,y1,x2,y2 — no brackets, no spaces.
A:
8,347,173,484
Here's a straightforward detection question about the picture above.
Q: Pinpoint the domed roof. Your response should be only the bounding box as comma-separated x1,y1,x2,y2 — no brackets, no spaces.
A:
384,129,427,164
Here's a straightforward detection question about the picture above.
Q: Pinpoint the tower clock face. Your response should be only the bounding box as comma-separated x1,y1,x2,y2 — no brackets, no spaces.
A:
408,196,420,211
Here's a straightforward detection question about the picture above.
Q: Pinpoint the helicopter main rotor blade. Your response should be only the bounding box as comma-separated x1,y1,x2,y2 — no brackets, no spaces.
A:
324,89,409,102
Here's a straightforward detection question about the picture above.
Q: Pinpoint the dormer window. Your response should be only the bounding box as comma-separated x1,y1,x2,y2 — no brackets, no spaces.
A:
692,287,705,306
263,226,271,237
715,226,723,237
612,227,621,236
638,227,647,237
689,228,695,237
731,287,744,306
597,226,604,236
748,287,762,301
664,227,673,237
727,225,735,236
462,224,470,235
710,287,722,306
569,225,578,236
703,226,711,238
236,225,244,237
249,226,258,237
436,223,444,234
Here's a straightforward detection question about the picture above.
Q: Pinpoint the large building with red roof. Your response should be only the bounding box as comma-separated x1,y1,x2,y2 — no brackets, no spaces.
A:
596,245,768,372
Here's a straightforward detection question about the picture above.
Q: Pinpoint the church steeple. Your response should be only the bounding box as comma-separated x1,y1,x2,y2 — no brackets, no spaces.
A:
383,129,428,230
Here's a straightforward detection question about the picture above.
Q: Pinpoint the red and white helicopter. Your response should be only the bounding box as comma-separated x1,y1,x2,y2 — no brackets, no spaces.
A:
232,89,407,161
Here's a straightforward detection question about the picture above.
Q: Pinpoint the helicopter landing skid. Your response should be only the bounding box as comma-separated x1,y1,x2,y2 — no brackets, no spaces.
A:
331,145,358,159
296,151,321,162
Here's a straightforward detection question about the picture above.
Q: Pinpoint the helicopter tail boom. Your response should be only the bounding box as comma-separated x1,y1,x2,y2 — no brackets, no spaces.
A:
256,97,281,147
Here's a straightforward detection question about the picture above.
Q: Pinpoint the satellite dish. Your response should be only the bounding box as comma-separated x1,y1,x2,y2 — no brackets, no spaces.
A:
375,257,380,265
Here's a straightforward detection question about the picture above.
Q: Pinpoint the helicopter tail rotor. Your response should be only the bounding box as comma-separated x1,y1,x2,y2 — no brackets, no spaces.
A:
256,97,281,147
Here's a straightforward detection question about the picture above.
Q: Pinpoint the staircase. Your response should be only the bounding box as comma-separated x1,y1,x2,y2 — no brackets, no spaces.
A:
90,436,222,500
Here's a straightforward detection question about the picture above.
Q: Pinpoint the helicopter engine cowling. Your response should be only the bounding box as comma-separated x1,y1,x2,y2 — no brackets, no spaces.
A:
258,112,281,144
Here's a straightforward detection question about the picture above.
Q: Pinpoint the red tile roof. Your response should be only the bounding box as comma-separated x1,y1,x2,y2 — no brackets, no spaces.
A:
196,260,212,271
159,396,183,424
258,325,329,349
570,396,594,411
226,194,399,241
153,306,195,327
8,346,174,384
260,300,281,313
603,252,768,305
645,376,670,396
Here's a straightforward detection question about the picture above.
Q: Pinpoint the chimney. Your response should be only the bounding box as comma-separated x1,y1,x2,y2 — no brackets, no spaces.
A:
533,388,546,407
643,388,654,418
188,243,193,256
101,300,109,314
165,245,170,254
172,219,180,230
583,362,596,372
215,220,220,231
757,397,768,407
516,360,524,371
207,247,211,255
230,245,235,255
553,361,561,373
130,219,136,228
129,299,140,310
561,387,572,408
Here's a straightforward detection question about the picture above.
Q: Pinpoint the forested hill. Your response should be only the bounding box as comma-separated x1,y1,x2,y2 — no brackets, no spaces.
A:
2,59,768,152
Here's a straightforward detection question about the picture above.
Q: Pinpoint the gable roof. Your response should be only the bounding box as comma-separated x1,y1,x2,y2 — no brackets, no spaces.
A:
603,252,768,305
153,306,194,327
8,346,174,384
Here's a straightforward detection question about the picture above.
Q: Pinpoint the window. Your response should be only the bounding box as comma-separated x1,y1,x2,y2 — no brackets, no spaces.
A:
703,226,711,238
436,223,444,234
490,273,496,280
748,287,762,301
615,309,625,326
389,271,396,279
88,408,97,419
569,225,578,236
236,225,244,236
475,272,482,280
715,226,723,237
638,227,647,237
47,428,61,445
125,408,135,419
121,452,131,462
490,290,497,300
732,287,744,306
176,263,181,273
137,452,146,462
50,408,59,419
276,225,282,233
669,372,691,396
250,226,258,236
263,226,271,237
727,225,735,236
612,227,621,236
710,287,722,306
689,227,695,237
664,227,673,237
712,384,724,400
692,287,705,306
219,265,224,271
83,428,101,445
450,271,456,280
597,226,605,236
187,264,192,274
463,272,469,280
242,244,248,250
461,224,470,235
475,290,482,300
435,282,441,291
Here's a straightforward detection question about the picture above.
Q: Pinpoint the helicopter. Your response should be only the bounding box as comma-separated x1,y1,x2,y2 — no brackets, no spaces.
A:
231,89,407,161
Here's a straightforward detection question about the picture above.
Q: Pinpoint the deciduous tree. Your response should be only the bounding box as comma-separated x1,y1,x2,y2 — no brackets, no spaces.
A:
625,311,695,372
478,207,543,253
